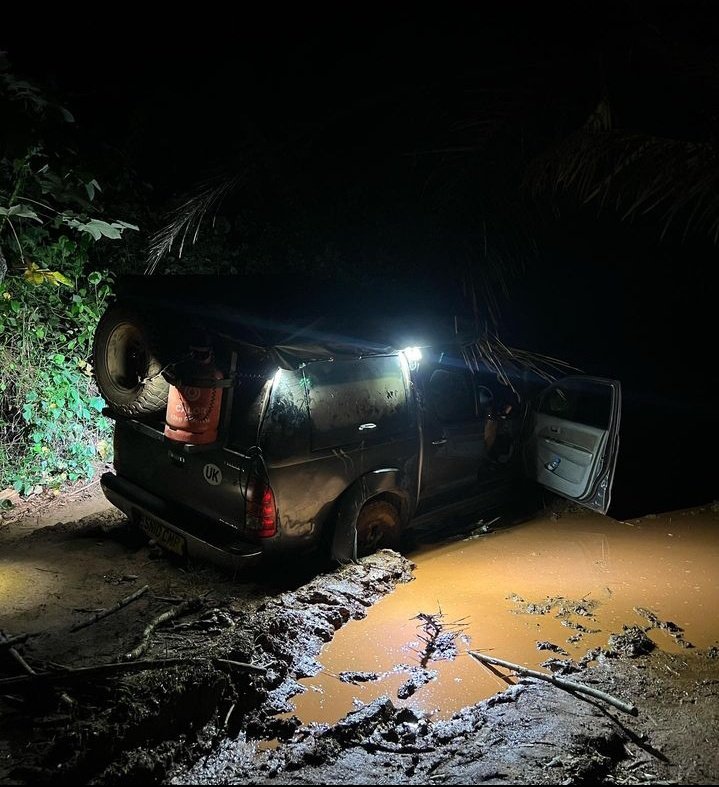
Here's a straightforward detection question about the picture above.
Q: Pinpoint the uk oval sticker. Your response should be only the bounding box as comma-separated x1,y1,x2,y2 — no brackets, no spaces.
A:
203,463,222,486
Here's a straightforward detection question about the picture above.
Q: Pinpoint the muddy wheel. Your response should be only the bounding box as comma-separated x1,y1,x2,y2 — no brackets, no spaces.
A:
356,500,401,557
93,303,170,417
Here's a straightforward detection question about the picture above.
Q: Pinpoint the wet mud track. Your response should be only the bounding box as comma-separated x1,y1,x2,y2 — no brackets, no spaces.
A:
0,501,413,784
2,496,719,784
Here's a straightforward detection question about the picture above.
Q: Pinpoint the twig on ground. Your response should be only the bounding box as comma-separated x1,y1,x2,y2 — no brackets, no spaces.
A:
0,630,35,676
64,479,101,498
0,633,31,649
122,598,204,661
70,585,149,632
468,650,638,716
0,657,266,689
412,609,466,667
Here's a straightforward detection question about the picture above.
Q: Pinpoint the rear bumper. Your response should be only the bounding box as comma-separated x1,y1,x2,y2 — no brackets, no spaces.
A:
100,472,262,572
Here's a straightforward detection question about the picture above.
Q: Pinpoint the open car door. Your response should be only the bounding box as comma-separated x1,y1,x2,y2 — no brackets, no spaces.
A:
526,376,621,514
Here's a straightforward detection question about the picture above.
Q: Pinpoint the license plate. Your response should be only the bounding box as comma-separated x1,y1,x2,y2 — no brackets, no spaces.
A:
137,512,186,557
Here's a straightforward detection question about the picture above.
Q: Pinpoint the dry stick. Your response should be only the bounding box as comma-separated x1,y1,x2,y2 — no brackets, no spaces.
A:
0,633,30,649
122,598,203,661
70,584,149,633
468,650,638,716
0,657,266,689
0,631,75,709
0,630,35,676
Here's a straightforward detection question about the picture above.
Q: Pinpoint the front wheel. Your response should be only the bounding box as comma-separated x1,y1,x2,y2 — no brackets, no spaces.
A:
355,500,401,557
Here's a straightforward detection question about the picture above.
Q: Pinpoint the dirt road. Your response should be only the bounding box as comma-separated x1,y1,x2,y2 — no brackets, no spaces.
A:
1,486,717,784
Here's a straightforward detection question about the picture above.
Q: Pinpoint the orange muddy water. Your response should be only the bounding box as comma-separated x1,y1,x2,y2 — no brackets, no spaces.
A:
291,505,719,725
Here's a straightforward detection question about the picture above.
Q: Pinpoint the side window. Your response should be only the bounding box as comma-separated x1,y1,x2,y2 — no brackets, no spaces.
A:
305,355,409,450
538,378,613,430
260,368,310,459
427,368,476,422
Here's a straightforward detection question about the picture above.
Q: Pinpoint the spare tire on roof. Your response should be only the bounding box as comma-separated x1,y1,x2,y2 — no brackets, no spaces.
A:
93,303,170,417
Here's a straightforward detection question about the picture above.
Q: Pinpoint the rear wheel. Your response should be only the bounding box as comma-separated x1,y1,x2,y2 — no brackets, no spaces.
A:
356,500,401,556
93,304,170,417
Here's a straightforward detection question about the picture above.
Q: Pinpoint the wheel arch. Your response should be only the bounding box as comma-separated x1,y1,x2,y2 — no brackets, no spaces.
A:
329,468,410,563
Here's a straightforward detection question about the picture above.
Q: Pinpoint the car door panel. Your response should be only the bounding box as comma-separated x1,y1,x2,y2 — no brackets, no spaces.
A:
534,414,607,499
527,376,621,514
416,357,487,514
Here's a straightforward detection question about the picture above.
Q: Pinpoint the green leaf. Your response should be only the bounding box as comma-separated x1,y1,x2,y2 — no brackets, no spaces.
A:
0,204,42,221
84,220,122,240
52,353,65,366
88,271,102,285
44,271,72,287
84,179,101,201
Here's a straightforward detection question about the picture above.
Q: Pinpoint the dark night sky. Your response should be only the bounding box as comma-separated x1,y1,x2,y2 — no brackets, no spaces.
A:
5,4,691,193
2,3,718,513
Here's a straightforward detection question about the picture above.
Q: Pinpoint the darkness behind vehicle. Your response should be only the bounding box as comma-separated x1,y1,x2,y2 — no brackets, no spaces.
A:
96,275,621,571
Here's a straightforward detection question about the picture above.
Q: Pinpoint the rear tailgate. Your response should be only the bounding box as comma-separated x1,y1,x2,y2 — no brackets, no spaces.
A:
113,420,249,530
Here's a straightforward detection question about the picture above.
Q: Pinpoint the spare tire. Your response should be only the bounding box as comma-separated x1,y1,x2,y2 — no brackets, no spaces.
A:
93,303,170,417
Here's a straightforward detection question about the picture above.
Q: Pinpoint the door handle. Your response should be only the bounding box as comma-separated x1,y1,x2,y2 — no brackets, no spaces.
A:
358,423,377,431
432,438,447,446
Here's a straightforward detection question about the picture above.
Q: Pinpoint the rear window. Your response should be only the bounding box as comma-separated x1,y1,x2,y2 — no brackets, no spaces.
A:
304,355,409,450
228,372,271,450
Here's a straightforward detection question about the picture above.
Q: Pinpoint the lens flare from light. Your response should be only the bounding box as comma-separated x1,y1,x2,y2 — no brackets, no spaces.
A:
401,346,422,363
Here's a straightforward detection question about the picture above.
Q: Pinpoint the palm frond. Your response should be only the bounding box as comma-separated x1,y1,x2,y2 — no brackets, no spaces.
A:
524,129,719,243
461,333,580,401
145,175,242,275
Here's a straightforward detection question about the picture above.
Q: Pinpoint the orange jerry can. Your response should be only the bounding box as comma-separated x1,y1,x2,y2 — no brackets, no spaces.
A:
164,348,224,445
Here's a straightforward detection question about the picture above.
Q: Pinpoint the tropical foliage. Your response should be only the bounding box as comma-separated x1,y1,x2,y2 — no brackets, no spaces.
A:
0,53,136,494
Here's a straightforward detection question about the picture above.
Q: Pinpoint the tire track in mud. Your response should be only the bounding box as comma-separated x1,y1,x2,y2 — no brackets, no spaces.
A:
2,551,414,784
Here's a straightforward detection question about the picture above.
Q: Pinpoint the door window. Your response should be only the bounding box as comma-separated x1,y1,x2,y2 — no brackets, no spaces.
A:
538,378,613,429
305,355,409,450
426,368,476,422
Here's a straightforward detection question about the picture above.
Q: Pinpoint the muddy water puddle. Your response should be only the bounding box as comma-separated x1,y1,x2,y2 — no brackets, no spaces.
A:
292,506,719,725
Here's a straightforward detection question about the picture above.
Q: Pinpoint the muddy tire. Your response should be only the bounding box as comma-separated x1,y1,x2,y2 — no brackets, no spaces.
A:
93,303,170,417
356,500,401,557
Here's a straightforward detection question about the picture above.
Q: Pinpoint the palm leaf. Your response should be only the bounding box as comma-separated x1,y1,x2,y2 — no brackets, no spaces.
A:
145,175,243,274
524,128,719,243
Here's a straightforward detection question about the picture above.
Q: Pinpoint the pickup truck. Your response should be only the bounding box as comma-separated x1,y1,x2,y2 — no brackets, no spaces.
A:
94,276,621,570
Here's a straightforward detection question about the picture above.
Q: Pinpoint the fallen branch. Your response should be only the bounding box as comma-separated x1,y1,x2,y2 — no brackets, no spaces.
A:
0,657,266,689
70,584,149,632
122,598,204,661
468,650,638,716
0,630,35,676
0,633,30,649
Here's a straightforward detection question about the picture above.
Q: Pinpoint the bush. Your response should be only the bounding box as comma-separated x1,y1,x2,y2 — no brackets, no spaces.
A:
0,233,115,494
0,53,139,496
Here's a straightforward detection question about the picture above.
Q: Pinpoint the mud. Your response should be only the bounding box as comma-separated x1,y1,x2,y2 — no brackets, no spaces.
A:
2,491,719,784
173,650,719,785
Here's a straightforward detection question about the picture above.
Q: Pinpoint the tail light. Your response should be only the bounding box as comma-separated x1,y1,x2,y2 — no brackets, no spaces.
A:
245,477,277,538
